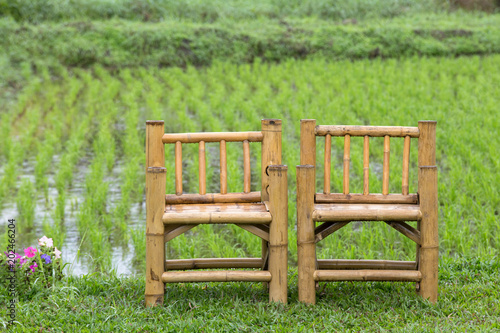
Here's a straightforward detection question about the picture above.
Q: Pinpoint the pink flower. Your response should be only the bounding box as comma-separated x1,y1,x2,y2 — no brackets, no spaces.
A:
24,247,37,258
38,236,54,248
53,247,62,259
19,256,27,266
29,262,38,273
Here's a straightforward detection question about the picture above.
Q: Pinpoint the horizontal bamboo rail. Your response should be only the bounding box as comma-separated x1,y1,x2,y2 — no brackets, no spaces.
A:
313,270,422,281
162,270,272,283
163,211,272,224
312,204,422,222
163,131,263,143
317,259,417,270
315,125,419,138
165,192,262,204
315,193,418,204
165,258,263,270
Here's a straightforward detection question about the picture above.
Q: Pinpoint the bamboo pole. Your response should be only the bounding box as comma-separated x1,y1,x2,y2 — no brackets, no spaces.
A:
313,270,422,282
343,134,351,194
385,221,421,244
382,135,390,195
315,125,419,138
297,165,316,304
243,140,251,193
199,141,206,195
315,193,418,204
175,141,182,195
417,120,438,303
220,140,227,194
164,225,197,242
162,270,272,283
363,136,369,195
163,211,272,224
145,120,166,307
315,222,350,242
317,259,417,270
261,119,282,277
268,165,288,304
237,224,270,242
312,204,422,222
402,135,411,195
165,191,261,204
165,258,263,270
324,134,331,194
163,131,263,143
300,119,316,167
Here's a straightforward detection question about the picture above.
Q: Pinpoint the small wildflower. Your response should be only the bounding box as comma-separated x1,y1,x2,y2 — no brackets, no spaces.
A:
24,247,37,258
54,247,62,259
41,254,52,264
29,262,38,273
38,236,54,248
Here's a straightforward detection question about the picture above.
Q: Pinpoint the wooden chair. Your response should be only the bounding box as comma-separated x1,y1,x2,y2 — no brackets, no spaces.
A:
145,119,288,306
297,120,438,304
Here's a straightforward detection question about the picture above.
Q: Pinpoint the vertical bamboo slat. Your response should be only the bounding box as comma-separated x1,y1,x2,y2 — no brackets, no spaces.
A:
268,165,288,304
175,141,182,195
145,120,166,307
297,165,316,304
363,136,370,195
402,136,411,195
324,134,331,194
417,121,438,303
220,140,227,194
343,134,351,195
383,135,390,195
243,140,251,193
199,141,206,195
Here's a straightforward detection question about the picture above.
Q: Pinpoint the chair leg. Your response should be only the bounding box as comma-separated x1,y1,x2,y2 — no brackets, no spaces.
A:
418,166,438,303
268,165,288,304
297,165,316,304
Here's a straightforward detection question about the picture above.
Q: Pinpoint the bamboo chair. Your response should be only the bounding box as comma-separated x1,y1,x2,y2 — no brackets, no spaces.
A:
297,120,438,304
145,119,288,307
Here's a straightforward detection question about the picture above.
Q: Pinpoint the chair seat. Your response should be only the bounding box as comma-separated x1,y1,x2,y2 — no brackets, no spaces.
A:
312,203,422,222
163,203,272,224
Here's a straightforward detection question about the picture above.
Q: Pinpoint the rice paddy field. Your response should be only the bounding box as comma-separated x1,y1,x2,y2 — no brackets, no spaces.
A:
1,55,499,275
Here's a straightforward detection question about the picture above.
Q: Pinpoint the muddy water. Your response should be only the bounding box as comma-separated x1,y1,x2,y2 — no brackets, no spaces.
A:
0,155,145,276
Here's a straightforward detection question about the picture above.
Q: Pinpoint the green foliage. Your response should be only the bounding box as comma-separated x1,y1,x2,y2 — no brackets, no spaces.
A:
15,179,36,230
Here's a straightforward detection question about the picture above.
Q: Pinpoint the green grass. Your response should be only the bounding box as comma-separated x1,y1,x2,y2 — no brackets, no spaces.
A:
1,258,499,331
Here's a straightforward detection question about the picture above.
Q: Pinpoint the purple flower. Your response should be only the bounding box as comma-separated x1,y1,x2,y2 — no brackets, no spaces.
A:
41,254,52,264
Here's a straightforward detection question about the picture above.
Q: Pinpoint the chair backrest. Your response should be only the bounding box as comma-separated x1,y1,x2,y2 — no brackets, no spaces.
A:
160,119,282,205
300,120,436,205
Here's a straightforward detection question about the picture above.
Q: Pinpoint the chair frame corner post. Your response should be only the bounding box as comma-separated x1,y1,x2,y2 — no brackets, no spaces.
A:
261,119,282,282
417,120,438,303
145,120,166,307
297,164,316,304
268,165,288,304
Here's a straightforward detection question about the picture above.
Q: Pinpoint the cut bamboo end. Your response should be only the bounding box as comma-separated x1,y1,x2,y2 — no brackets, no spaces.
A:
312,204,422,222
165,258,263,270
243,140,251,193
343,134,351,195
220,140,227,194
199,141,206,195
175,141,183,195
163,211,272,224
324,134,331,194
382,135,390,195
313,269,422,281
162,270,272,283
261,119,282,202
317,259,417,270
